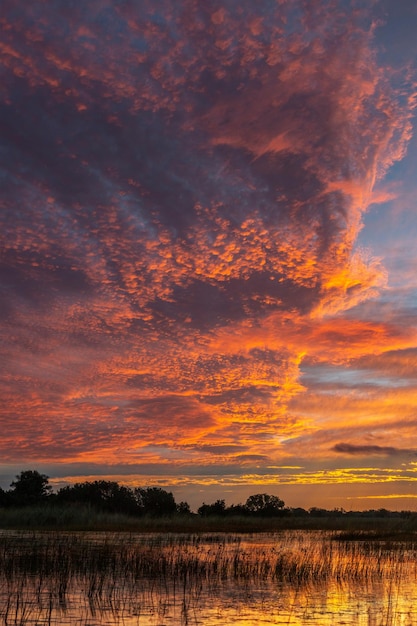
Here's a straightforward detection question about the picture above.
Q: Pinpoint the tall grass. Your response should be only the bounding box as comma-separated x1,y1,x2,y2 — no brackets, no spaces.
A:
1,531,417,624
1,505,417,534
1,530,416,587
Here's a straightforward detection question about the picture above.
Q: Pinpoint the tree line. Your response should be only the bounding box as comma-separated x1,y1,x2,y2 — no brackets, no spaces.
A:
0,470,287,517
0,470,414,519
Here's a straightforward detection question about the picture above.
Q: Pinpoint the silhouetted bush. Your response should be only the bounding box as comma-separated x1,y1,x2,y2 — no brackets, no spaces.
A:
198,499,226,517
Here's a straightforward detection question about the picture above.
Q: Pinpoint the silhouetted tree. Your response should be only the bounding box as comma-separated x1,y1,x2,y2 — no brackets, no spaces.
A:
176,501,191,515
244,493,285,517
134,487,177,516
198,499,226,517
10,470,52,506
226,503,248,516
56,480,138,515
290,507,308,517
0,486,11,507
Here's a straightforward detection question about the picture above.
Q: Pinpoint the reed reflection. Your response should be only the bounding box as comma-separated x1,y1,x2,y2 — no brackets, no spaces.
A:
1,531,417,625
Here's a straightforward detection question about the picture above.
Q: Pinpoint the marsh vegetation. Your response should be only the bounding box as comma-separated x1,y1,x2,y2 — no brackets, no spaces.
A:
1,530,417,625
2,471,417,624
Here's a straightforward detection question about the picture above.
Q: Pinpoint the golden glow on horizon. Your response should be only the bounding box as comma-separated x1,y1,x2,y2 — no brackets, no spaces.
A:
49,466,417,491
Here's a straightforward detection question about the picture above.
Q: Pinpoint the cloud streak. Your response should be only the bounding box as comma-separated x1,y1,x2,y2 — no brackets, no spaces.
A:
332,443,417,457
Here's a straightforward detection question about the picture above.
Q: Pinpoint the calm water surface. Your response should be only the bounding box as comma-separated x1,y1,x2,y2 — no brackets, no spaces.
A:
1,530,416,625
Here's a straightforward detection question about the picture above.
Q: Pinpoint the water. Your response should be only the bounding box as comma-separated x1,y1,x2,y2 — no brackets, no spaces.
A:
1,530,416,625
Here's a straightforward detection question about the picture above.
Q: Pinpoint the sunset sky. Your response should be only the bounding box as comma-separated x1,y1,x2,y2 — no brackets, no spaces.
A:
2,0,417,511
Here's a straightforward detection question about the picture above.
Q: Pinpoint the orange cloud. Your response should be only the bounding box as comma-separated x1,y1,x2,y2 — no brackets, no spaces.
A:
1,1,417,507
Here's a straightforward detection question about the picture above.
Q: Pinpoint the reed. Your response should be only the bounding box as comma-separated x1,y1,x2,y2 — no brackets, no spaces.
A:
0,530,415,584
1,531,416,625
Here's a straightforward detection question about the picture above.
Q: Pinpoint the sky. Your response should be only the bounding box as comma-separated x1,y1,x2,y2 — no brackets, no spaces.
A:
1,0,417,512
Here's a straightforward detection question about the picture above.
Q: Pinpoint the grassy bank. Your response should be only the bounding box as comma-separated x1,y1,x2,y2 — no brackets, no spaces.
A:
1,504,417,535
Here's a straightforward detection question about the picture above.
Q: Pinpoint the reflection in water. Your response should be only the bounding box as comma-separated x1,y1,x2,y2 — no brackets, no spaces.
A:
0,531,416,625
